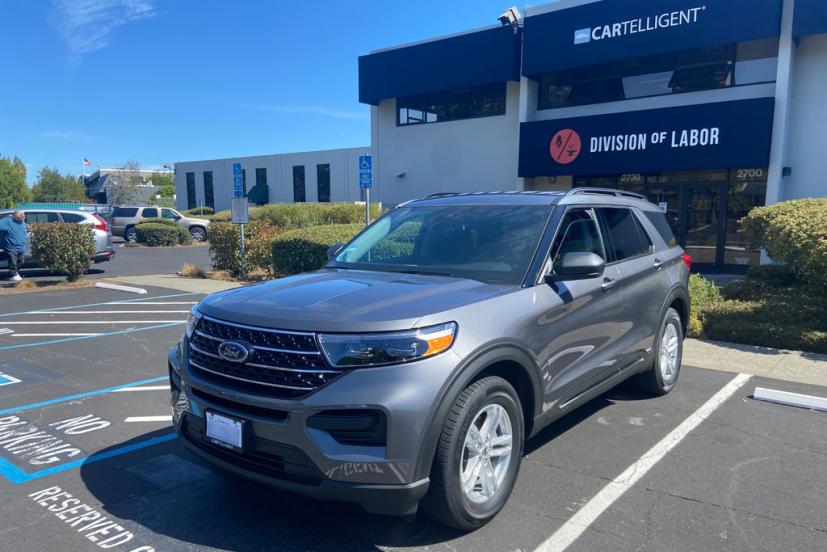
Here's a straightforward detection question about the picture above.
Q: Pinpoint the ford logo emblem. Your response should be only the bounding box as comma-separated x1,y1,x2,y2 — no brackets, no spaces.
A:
218,341,249,363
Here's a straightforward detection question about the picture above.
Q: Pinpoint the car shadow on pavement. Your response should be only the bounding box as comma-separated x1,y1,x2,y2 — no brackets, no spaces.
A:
81,430,464,551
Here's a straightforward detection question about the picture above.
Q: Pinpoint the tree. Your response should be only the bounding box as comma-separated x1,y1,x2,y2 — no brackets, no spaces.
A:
31,167,87,202
158,185,175,198
150,172,174,189
0,156,30,209
108,160,144,205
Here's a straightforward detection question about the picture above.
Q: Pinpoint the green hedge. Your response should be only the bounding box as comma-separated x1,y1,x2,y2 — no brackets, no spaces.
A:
140,217,178,227
135,222,192,246
30,223,95,281
209,221,283,276
183,207,214,216
271,223,364,276
687,274,722,337
739,198,827,287
203,203,382,227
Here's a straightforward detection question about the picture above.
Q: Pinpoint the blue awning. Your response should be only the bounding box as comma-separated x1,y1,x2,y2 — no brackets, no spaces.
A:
523,0,783,76
794,0,827,38
359,26,521,105
519,98,775,177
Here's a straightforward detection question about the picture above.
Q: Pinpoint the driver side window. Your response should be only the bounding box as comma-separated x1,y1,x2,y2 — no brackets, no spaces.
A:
162,209,180,221
550,209,605,273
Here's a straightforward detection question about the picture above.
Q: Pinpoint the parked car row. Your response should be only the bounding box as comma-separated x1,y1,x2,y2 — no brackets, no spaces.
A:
0,208,116,273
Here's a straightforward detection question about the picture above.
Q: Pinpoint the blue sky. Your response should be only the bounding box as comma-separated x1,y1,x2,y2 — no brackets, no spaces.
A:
0,0,514,184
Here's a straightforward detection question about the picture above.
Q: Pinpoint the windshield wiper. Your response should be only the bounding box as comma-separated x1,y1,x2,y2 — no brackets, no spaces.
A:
398,269,457,278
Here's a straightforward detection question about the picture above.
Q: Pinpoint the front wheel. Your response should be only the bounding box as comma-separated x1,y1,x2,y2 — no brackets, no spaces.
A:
124,227,137,243
421,376,523,530
635,307,683,396
189,226,207,242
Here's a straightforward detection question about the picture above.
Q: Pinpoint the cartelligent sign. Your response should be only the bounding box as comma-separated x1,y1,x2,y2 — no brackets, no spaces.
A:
574,6,706,44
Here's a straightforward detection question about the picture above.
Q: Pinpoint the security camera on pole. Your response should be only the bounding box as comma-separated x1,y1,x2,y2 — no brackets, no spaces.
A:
359,154,372,225
231,163,249,279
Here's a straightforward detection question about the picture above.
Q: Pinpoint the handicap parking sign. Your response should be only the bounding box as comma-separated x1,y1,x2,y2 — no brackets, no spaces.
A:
358,154,372,189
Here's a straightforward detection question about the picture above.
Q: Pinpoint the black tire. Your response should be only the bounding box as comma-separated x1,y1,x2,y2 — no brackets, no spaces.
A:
124,227,137,243
189,226,207,242
635,307,683,396
421,376,524,531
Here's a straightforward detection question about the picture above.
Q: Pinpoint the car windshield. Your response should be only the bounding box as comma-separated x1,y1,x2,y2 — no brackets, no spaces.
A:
330,205,551,285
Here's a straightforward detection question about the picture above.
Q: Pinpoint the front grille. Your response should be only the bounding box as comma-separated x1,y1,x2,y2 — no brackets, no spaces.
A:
188,315,342,398
182,415,323,485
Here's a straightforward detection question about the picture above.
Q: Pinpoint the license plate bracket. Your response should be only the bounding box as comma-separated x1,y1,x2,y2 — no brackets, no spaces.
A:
205,410,245,451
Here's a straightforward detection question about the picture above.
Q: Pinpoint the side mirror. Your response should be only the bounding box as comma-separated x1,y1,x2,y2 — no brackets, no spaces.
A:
327,242,345,260
545,252,605,283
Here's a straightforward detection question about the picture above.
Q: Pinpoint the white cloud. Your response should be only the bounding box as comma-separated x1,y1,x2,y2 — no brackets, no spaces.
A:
50,0,157,60
248,104,369,121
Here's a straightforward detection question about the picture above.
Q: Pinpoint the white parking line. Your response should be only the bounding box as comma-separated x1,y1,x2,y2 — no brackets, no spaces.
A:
25,311,190,314
125,416,173,423
0,321,186,325
108,302,198,305
113,385,170,392
0,328,13,335
13,333,103,337
534,373,752,552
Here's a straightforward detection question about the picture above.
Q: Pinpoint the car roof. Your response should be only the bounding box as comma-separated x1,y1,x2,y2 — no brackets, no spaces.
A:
0,208,92,215
403,189,662,211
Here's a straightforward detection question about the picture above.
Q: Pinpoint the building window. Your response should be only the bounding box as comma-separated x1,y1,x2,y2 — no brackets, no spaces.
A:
203,171,214,210
317,164,330,202
185,172,196,209
293,166,306,202
255,168,267,190
241,169,247,196
398,83,507,126
538,39,778,110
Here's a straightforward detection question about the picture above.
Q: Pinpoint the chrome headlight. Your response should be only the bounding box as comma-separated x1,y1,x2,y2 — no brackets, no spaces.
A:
318,322,457,368
186,306,202,338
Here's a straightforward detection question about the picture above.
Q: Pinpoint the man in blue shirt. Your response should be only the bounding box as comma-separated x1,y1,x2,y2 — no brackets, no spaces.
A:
0,210,28,282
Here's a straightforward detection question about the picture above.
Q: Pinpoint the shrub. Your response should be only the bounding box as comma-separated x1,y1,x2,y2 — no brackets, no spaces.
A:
135,221,192,246
271,223,364,276
739,198,827,287
208,221,283,277
745,264,800,286
183,206,214,216
687,274,722,337
180,263,206,278
30,223,95,281
204,210,232,222
254,203,382,229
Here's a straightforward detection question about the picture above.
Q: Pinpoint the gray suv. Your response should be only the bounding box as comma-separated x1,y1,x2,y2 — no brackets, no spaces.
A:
168,189,690,530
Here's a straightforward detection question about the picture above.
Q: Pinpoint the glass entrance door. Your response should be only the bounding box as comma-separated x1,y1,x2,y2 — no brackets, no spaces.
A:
645,183,725,268
683,184,724,266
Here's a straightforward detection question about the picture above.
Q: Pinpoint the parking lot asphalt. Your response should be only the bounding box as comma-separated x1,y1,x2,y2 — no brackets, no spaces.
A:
9,244,212,283
1,285,825,552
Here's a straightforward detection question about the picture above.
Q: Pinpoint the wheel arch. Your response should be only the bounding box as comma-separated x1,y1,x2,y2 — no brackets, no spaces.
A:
413,345,541,481
661,284,690,337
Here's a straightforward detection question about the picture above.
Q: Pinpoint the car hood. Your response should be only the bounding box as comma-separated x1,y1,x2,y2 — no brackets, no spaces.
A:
197,269,516,332
187,217,210,226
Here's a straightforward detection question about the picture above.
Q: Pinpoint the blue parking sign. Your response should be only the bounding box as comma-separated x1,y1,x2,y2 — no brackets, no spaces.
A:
358,154,372,189
232,163,244,198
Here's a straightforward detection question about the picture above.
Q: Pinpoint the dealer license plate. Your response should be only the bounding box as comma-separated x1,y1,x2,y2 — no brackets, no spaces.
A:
205,411,244,451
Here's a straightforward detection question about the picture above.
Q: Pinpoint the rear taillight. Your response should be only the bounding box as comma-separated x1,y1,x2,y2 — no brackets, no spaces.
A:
92,213,110,232
681,253,692,271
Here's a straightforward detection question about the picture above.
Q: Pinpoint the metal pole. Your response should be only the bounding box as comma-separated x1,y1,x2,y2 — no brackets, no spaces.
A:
365,189,370,226
240,223,247,280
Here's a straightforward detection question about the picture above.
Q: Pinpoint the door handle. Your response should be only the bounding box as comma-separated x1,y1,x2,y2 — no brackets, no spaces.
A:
601,278,615,292
653,258,665,271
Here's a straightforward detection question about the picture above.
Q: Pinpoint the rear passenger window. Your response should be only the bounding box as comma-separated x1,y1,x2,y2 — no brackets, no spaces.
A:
644,211,678,247
27,212,61,224
112,207,138,217
142,208,159,218
61,213,86,223
599,208,652,261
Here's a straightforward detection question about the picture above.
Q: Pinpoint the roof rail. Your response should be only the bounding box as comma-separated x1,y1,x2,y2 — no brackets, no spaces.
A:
564,188,647,201
424,192,461,199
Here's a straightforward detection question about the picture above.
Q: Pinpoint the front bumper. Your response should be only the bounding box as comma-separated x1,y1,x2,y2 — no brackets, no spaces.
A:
168,340,456,514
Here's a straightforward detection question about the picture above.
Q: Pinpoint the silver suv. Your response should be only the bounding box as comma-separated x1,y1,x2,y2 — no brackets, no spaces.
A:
168,189,690,530
111,206,210,242
0,208,115,269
